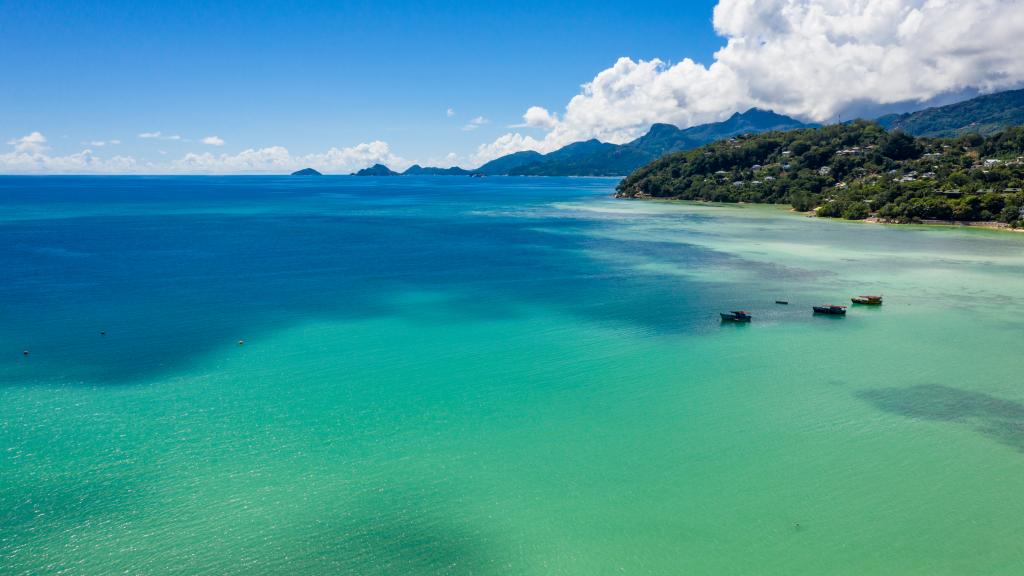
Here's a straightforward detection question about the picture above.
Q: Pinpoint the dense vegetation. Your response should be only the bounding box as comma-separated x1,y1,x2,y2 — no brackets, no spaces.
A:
616,122,1024,226
877,89,1024,138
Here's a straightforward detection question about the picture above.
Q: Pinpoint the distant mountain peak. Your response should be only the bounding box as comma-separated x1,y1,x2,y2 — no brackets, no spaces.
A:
477,110,809,177
402,164,471,176
473,150,544,175
646,123,681,135
353,163,399,176
722,108,801,128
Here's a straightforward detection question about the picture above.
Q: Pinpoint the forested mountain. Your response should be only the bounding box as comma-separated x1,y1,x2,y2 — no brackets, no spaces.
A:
877,89,1024,138
352,163,399,176
505,109,809,176
402,165,472,176
616,122,1024,225
474,151,546,175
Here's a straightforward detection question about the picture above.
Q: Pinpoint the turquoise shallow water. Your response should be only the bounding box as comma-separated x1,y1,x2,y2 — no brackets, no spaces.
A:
2,176,1024,574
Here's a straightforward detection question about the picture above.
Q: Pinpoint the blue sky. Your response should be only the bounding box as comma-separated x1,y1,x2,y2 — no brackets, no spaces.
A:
2,0,1022,173
0,0,721,169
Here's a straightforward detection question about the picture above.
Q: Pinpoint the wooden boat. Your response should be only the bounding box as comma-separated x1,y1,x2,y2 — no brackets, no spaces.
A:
851,295,883,305
813,305,847,315
775,300,789,305
720,310,752,322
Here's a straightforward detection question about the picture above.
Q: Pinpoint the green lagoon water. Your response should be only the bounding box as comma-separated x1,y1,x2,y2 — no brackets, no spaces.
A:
2,176,1023,574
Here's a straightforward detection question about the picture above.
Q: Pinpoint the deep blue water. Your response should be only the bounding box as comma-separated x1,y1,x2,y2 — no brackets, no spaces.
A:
0,176,751,386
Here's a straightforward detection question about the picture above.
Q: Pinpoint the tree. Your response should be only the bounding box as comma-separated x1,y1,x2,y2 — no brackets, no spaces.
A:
789,191,814,212
817,201,847,218
842,202,870,220
881,131,923,161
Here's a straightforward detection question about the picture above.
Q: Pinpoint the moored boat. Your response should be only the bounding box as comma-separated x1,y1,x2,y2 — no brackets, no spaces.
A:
851,295,883,305
813,305,847,315
720,310,752,322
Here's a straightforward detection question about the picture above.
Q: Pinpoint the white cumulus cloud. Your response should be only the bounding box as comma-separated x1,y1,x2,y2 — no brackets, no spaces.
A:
201,136,225,146
1,133,136,173
511,106,559,129
8,132,48,153
476,0,1024,163
446,108,456,117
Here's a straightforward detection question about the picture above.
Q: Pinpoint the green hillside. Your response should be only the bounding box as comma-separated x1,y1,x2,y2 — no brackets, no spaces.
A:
616,122,1024,225
877,89,1024,138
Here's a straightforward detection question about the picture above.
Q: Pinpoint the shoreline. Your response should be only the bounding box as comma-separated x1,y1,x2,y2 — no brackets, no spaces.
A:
861,216,1024,232
615,194,1024,233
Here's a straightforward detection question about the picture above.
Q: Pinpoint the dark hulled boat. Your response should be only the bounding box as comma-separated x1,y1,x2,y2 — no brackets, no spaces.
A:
720,310,752,322
813,305,847,315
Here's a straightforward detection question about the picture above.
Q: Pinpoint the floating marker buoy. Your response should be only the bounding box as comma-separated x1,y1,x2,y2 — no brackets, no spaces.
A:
100,331,106,336
22,350,29,356
238,340,245,346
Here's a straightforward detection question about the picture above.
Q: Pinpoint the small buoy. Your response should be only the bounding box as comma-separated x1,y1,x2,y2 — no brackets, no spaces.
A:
22,350,29,356
238,340,245,346
100,331,106,336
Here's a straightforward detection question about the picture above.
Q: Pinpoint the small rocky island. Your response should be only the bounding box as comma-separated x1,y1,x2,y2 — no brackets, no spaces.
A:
291,167,322,176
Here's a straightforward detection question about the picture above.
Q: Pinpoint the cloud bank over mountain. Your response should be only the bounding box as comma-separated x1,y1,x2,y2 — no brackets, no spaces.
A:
476,0,1024,162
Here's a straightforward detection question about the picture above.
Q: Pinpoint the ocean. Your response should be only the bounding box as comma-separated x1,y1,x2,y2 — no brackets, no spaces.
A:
2,175,1023,574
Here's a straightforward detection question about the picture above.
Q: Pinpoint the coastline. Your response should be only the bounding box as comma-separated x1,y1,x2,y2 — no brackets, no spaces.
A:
616,194,1024,233
862,216,1023,232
